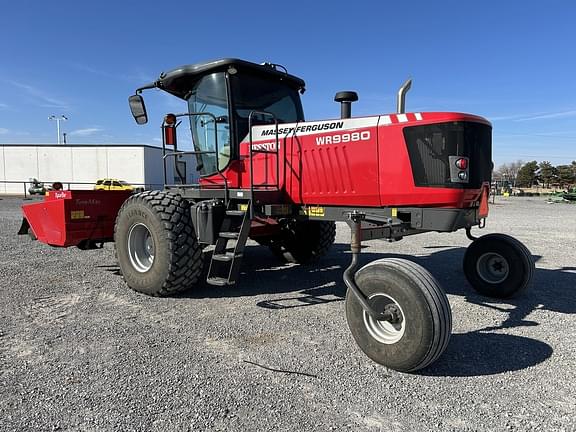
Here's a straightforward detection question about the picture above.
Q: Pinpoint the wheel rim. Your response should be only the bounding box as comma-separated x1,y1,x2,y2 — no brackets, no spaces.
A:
476,252,509,284
363,293,406,344
128,223,155,272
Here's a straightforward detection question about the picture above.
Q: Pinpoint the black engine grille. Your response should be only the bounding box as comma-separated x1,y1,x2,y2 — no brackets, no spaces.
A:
403,121,492,189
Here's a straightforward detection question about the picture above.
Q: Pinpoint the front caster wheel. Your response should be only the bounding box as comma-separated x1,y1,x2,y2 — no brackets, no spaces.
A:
463,233,534,298
345,258,452,373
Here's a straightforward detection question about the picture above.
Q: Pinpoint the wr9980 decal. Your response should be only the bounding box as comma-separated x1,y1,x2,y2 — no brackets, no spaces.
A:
315,130,371,145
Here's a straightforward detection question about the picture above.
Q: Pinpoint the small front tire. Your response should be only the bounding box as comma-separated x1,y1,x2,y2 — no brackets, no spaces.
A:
345,258,452,373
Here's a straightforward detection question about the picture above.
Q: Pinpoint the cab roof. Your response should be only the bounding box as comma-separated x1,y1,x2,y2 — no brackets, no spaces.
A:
137,58,306,99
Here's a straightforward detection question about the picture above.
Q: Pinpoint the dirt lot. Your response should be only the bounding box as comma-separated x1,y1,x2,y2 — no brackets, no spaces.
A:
0,196,575,431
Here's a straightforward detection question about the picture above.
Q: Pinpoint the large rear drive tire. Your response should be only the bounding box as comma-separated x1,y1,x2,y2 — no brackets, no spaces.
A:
463,233,534,298
114,190,203,296
264,220,336,264
345,258,452,372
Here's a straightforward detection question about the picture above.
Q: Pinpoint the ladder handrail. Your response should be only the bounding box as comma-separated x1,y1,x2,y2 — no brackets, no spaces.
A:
162,112,230,204
248,111,280,218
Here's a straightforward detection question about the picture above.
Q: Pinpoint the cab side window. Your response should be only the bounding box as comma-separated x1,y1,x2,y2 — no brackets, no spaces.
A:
187,72,230,176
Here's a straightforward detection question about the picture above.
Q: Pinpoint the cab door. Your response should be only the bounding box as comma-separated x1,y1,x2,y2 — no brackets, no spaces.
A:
188,72,232,184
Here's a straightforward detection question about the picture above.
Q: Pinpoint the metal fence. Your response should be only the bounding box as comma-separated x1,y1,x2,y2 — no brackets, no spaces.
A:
0,180,164,198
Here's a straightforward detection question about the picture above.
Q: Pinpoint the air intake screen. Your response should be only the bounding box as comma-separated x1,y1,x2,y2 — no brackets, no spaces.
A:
403,122,492,188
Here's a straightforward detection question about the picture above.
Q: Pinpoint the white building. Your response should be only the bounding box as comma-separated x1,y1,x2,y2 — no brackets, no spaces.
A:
0,144,198,195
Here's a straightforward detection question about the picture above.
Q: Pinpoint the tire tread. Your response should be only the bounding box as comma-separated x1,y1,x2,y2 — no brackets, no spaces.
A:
348,258,452,372
114,190,203,296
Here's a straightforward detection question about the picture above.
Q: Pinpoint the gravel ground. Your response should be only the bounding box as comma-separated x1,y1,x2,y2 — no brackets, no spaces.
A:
0,195,575,431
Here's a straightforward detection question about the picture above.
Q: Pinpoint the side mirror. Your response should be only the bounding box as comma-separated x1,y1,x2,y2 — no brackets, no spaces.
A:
129,94,148,125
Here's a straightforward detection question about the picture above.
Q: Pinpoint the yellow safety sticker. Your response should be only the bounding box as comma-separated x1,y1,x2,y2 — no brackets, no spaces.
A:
239,204,249,211
302,206,325,217
70,210,85,220
391,208,398,217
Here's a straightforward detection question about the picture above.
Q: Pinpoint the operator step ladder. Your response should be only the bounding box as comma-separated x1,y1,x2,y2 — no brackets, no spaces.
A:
207,117,280,286
206,199,252,286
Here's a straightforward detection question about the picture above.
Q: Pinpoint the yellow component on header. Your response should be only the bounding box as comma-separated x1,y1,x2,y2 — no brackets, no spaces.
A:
302,206,325,217
70,210,85,220
391,208,398,217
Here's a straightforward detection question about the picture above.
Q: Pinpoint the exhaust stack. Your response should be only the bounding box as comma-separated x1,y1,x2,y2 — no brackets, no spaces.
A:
396,79,412,114
334,91,359,119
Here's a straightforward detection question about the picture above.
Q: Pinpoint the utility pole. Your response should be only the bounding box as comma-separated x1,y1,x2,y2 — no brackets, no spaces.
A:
48,115,68,145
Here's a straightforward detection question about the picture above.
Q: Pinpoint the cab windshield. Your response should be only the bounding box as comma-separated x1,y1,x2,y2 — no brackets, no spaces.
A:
187,71,304,176
230,73,304,142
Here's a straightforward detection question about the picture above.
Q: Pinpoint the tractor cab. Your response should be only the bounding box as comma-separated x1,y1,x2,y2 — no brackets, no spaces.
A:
129,59,305,179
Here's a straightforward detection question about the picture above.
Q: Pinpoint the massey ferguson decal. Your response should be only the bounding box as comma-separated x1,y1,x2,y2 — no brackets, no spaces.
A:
246,117,379,142
244,114,424,145
260,121,344,136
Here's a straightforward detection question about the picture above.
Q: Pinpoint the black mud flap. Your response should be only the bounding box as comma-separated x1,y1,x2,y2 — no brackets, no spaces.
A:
17,218,36,240
18,218,30,235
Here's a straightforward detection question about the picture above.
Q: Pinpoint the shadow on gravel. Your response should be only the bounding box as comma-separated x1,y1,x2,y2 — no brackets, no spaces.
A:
255,290,344,311
181,245,576,327
103,242,573,375
421,331,553,377
178,244,350,300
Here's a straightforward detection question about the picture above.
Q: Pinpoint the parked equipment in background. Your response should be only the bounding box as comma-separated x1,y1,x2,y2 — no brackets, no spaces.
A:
94,178,136,191
562,188,576,202
28,178,49,195
20,59,535,372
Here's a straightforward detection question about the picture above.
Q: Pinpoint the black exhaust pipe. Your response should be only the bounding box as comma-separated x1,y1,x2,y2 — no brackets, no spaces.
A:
334,91,358,119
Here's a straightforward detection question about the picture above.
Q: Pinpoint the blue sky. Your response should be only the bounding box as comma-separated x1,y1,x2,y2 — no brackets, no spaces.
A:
1,0,574,166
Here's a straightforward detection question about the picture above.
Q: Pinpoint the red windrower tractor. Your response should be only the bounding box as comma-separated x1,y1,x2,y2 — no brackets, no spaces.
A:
20,59,534,372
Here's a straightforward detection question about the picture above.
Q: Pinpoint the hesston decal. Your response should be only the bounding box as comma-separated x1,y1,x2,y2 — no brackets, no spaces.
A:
251,142,277,151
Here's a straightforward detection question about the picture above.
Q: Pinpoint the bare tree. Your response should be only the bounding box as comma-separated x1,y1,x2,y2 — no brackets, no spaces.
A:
494,160,524,186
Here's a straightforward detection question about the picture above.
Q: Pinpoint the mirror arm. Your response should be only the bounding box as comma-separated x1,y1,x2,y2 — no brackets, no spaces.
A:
135,81,158,94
